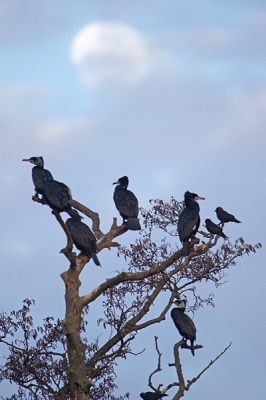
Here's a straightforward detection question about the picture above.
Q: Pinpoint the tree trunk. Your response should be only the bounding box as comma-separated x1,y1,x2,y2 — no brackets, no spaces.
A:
62,265,92,400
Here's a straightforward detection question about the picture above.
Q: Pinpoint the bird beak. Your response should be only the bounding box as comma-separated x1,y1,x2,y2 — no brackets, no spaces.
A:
22,158,30,162
113,181,119,185
195,195,205,200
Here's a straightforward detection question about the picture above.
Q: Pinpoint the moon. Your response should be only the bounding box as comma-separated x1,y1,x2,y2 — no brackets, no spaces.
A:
70,22,149,87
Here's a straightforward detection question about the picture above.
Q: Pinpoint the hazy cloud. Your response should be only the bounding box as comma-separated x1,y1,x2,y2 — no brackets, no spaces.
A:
37,118,91,141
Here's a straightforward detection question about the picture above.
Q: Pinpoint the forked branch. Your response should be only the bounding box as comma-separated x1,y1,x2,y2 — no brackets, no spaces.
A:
170,341,232,399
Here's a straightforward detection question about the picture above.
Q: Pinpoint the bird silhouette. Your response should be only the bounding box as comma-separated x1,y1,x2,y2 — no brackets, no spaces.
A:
22,156,53,195
140,391,168,400
205,218,228,239
42,180,81,220
178,191,205,256
66,211,100,266
113,176,141,230
215,207,241,224
171,299,197,356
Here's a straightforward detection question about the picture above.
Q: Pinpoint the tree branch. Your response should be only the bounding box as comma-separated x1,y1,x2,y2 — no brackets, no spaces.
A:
81,249,183,307
135,290,177,331
69,199,104,239
147,336,163,392
51,210,77,264
172,341,186,400
87,272,175,371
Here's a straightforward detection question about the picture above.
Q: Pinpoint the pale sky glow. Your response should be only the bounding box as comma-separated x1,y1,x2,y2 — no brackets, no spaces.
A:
71,22,149,86
0,1,265,399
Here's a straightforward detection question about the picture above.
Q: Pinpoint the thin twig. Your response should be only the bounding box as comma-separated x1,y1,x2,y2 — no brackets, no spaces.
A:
186,342,232,390
148,336,162,391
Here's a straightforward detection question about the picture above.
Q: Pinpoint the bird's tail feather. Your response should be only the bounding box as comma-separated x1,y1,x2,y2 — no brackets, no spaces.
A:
182,240,191,256
190,340,195,356
67,207,82,220
127,217,141,231
92,253,101,267
221,232,228,239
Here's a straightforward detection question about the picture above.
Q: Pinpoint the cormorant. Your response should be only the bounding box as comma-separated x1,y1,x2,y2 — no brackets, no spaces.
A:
178,191,205,256
113,176,141,231
66,211,100,266
42,180,81,220
171,299,197,356
205,218,228,239
140,392,168,400
215,207,241,224
22,156,53,194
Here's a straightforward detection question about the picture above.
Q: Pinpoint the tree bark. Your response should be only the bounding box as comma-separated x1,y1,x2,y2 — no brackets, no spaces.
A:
62,264,93,400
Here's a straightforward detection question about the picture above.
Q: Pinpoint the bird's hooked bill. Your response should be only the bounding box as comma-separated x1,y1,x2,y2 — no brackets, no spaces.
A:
195,195,205,200
22,158,32,163
113,180,120,185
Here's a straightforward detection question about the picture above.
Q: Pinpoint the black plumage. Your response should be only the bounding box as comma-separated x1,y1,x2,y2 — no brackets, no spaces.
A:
113,176,141,231
215,207,241,224
205,218,228,239
22,156,53,194
140,391,168,400
171,299,197,356
66,211,100,266
178,191,205,256
42,180,81,220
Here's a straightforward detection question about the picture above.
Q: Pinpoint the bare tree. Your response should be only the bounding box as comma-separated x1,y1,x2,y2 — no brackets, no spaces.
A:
0,195,261,400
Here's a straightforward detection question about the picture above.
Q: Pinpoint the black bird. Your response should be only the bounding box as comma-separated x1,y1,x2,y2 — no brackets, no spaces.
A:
178,191,205,256
171,299,197,356
113,176,141,231
66,211,100,266
215,207,241,224
140,391,168,400
22,156,53,195
205,218,228,239
42,180,81,220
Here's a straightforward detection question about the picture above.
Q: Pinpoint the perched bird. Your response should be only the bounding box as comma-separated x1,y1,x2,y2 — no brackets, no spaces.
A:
22,156,53,194
66,211,100,266
42,180,81,220
171,299,197,356
140,391,168,400
113,176,141,231
215,207,241,224
178,191,205,256
205,218,228,239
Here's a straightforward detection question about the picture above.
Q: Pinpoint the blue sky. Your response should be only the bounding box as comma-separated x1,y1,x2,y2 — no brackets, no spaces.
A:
0,1,265,398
